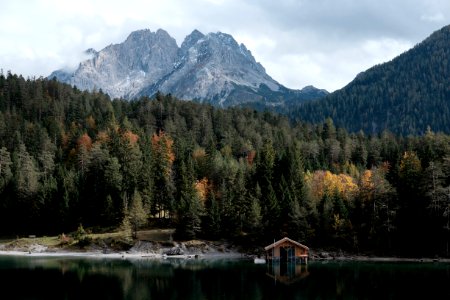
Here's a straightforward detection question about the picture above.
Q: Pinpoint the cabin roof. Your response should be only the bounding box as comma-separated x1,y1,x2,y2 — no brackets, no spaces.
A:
264,237,309,251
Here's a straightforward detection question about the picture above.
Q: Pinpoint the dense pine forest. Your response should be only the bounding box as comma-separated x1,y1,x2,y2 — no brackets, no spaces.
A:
1,72,450,256
289,25,450,135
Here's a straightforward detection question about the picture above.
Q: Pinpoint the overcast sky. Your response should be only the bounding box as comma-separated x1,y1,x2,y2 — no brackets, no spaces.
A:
0,0,449,92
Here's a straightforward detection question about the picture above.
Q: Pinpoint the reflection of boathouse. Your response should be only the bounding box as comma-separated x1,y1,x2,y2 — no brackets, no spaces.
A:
264,237,309,264
266,261,310,285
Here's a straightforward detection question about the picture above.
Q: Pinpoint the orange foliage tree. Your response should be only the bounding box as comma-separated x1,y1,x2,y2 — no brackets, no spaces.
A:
76,133,93,173
122,130,139,146
151,131,175,165
77,133,93,151
195,177,209,206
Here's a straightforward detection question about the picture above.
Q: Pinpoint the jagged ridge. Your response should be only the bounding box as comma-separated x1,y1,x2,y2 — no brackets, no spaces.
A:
49,29,327,107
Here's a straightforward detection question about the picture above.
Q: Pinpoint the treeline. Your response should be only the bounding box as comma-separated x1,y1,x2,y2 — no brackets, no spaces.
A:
288,24,450,136
1,72,450,256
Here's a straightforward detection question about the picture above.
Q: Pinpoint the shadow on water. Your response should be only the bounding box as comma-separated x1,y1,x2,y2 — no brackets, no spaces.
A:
1,255,450,299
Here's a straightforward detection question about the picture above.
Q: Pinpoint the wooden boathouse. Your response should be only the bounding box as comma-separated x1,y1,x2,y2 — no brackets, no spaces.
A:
264,237,309,264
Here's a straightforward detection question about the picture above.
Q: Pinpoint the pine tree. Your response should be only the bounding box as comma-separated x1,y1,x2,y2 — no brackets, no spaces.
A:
263,183,281,237
203,190,221,238
0,147,12,192
128,190,147,238
246,183,262,234
174,159,202,240
15,143,39,199
151,131,175,219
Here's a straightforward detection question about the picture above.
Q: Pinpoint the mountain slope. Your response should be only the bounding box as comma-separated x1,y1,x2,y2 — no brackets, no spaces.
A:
291,25,450,135
51,29,179,99
50,29,327,107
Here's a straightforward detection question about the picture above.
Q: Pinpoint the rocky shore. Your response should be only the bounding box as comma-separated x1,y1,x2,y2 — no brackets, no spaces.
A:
309,249,450,263
0,237,246,260
1,234,449,263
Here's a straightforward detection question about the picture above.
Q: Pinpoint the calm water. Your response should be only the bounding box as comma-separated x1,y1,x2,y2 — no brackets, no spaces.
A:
0,255,450,299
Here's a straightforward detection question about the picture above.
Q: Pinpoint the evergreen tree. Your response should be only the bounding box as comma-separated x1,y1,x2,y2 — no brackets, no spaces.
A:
397,151,426,254
151,131,175,219
128,190,147,238
263,183,281,238
203,190,221,239
14,143,39,199
0,147,12,192
174,159,202,240
246,183,262,234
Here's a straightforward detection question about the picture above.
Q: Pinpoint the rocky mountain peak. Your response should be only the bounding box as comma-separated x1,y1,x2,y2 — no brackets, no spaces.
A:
49,28,327,107
84,48,97,56
181,29,205,51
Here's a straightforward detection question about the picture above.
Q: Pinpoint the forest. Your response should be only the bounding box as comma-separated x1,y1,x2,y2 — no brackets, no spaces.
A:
1,71,450,256
289,24,450,135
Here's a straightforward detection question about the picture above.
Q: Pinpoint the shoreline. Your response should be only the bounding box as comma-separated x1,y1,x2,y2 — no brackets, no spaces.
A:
312,255,450,263
0,249,246,261
1,248,450,263
1,231,449,263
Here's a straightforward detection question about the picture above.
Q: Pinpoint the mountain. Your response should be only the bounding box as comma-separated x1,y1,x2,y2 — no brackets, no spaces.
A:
50,29,179,100
290,25,450,135
50,29,327,107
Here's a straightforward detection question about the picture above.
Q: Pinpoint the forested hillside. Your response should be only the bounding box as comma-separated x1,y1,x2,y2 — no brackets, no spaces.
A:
1,72,450,256
289,25,450,135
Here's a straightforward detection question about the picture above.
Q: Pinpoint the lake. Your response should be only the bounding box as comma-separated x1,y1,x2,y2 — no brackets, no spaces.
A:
1,255,449,299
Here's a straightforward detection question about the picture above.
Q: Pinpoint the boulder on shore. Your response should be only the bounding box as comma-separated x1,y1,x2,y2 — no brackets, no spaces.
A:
164,247,184,256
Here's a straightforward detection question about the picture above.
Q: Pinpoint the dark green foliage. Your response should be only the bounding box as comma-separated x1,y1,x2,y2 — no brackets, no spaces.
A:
203,190,221,239
290,25,450,136
174,159,202,240
127,190,147,238
1,72,450,256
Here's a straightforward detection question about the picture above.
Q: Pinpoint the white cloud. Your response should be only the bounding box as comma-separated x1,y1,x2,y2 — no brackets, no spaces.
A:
0,0,449,91
421,13,445,22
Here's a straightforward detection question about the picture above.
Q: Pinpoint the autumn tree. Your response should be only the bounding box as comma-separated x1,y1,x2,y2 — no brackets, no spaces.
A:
151,131,175,219
77,133,92,175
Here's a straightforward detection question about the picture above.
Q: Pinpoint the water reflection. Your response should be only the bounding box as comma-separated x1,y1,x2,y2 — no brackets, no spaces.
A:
1,255,450,299
266,261,309,285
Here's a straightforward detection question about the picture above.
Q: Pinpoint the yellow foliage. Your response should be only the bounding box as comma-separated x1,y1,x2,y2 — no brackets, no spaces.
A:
360,170,374,190
195,177,209,205
399,151,422,177
305,170,358,203
358,170,374,204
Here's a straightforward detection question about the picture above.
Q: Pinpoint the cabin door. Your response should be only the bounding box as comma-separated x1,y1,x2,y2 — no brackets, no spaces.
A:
280,246,294,262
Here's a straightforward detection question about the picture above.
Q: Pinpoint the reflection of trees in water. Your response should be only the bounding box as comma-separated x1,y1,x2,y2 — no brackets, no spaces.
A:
56,258,175,297
4,256,450,299
22,257,249,298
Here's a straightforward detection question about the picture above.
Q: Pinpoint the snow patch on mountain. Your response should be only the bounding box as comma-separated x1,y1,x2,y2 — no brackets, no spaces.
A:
49,28,327,107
